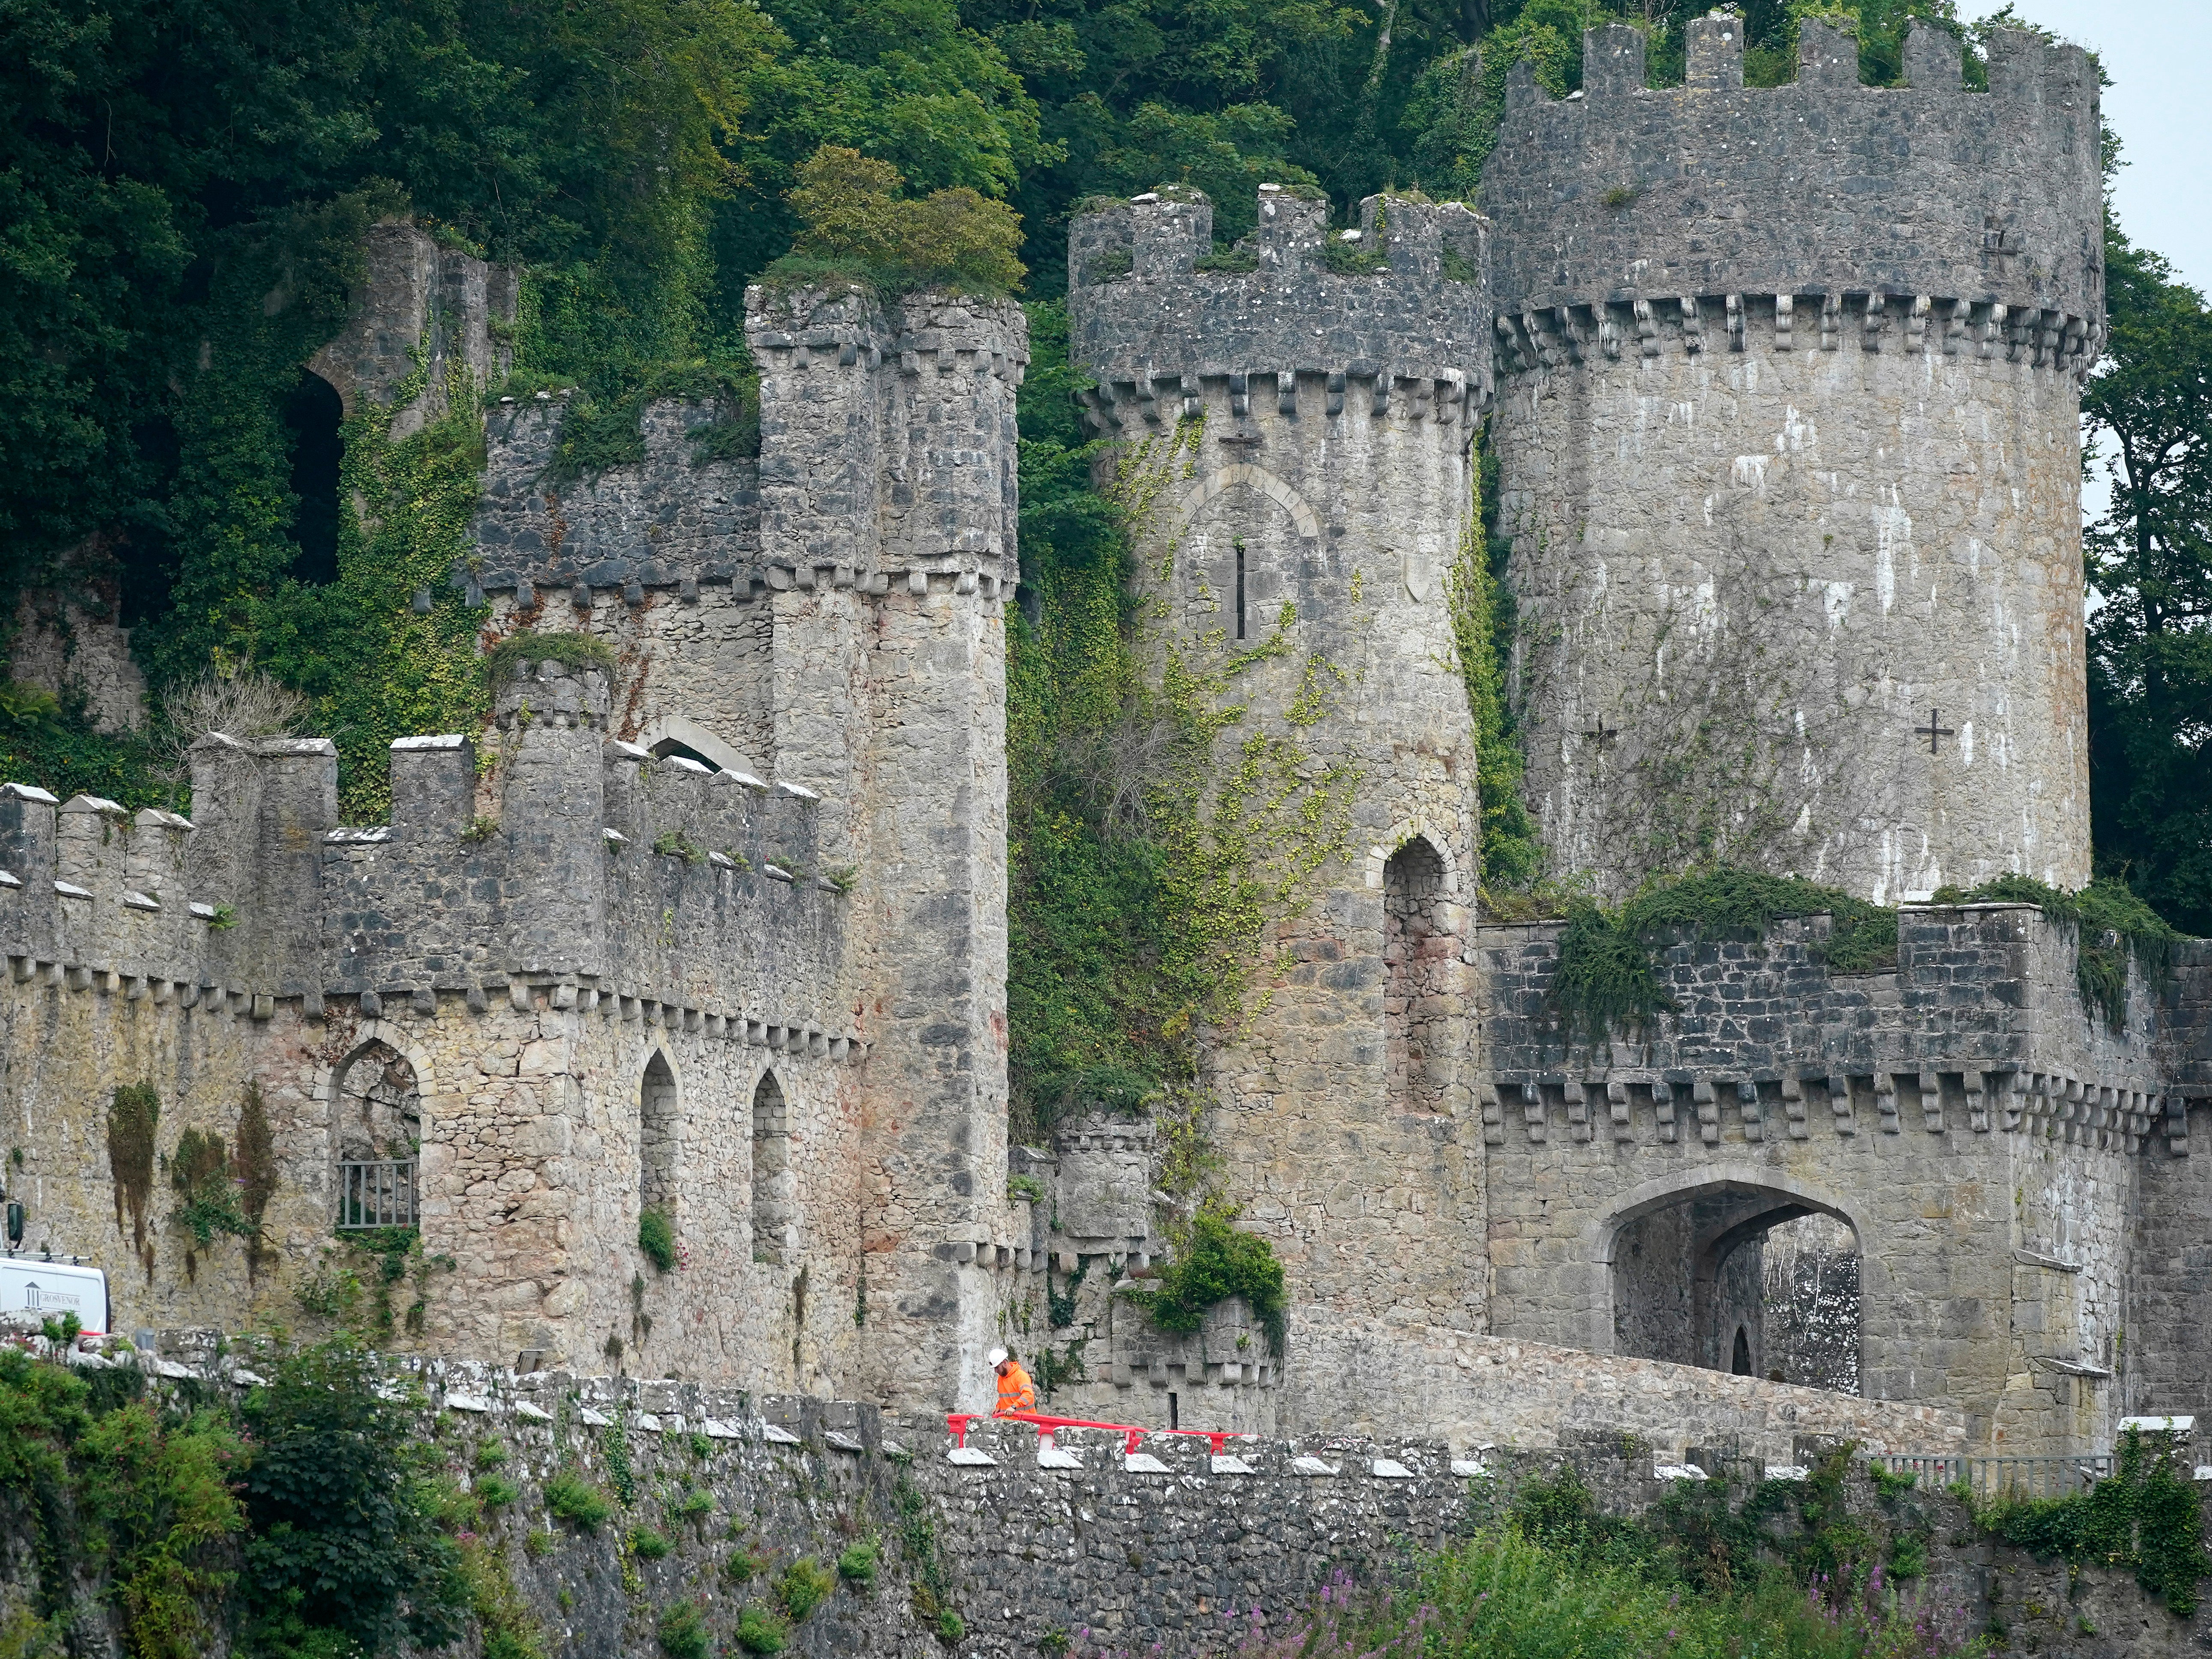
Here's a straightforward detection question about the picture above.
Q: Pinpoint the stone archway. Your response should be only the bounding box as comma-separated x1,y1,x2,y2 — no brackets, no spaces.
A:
1600,1174,1862,1390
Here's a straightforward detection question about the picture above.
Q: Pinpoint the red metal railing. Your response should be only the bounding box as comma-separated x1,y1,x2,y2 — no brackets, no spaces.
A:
946,1410,1252,1458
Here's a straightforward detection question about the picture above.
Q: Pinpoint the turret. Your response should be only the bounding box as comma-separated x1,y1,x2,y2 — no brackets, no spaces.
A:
1068,186,1493,1432
1482,21,2102,900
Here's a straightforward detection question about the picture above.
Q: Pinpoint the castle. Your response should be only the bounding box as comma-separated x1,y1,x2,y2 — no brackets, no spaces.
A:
4,17,2207,1468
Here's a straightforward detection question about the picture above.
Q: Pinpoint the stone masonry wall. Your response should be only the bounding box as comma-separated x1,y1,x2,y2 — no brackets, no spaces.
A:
9,592,147,734
1481,21,2101,902
54,1343,2175,1659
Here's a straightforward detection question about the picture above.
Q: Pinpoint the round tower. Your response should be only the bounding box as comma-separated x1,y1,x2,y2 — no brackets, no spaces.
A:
1483,18,2103,902
1068,187,1496,1431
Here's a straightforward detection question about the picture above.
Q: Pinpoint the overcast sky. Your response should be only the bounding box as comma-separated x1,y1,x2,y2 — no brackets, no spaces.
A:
2021,0,2211,290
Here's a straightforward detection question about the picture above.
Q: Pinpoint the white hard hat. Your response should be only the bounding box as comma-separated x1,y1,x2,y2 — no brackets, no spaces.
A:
986,1347,1009,1366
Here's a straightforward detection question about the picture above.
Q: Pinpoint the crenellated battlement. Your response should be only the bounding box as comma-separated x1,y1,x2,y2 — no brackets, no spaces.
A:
1482,19,2103,329
0,658,865,1054
461,285,1026,613
1067,186,1493,435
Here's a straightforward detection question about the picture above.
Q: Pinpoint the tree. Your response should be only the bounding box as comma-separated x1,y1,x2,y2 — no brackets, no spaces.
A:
2083,228,2212,934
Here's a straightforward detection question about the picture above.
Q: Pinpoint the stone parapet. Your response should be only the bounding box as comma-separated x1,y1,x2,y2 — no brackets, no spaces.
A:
0,660,860,1053
1481,21,2104,326
1478,904,2191,1148
1068,186,1493,429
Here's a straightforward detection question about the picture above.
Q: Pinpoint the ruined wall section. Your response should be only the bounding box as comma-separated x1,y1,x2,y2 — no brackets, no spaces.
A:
307,220,516,432
1069,188,1491,1439
1482,22,2101,901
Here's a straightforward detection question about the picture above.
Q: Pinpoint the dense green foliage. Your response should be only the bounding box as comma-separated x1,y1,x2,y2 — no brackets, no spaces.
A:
772,147,1026,293
1247,1452,1997,1659
1004,300,1178,1127
2085,227,2212,936
0,1340,478,1659
0,1350,239,1659
1973,1429,2210,1616
0,684,167,810
1129,1201,1289,1350
236,1342,468,1655
1550,867,1903,1041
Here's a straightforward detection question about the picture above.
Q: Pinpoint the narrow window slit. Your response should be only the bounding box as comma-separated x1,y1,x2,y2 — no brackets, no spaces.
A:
1234,543,1247,639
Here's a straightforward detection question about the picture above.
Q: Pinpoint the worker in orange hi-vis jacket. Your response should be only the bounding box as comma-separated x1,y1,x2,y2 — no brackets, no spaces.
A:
988,1346,1035,1415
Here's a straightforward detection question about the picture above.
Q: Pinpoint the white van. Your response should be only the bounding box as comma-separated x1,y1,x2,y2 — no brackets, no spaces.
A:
0,1258,110,1336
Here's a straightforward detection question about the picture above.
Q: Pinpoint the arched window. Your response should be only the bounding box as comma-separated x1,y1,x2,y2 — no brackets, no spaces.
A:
640,1053,678,1216
333,1041,419,1229
1731,1326,1754,1376
1382,837,1447,1112
751,1072,793,1266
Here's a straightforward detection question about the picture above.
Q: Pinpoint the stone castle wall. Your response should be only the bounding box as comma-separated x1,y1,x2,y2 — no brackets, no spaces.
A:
1483,21,2102,900
83,1343,2212,1659
1475,904,2203,1454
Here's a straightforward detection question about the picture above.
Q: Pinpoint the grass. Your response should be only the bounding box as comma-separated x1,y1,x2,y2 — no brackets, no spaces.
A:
1227,1525,1991,1659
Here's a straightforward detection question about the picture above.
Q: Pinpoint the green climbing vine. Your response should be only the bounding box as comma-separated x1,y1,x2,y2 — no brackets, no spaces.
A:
1549,866,1903,1042
1972,1428,2209,1615
1445,432,1542,894
298,358,493,822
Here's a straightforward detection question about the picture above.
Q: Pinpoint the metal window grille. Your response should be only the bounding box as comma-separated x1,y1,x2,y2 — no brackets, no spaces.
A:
337,1159,418,1229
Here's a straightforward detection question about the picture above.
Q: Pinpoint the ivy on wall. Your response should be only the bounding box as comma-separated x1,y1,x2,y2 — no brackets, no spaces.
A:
1548,867,1903,1042
1546,863,2188,1045
1973,1428,2209,1615
1446,429,1541,895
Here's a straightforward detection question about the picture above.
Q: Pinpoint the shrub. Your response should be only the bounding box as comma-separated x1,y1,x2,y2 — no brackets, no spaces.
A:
836,1539,878,1586
776,1557,836,1622
475,1473,519,1509
776,146,1024,295
544,1473,614,1533
1131,1201,1287,1351
673,1489,714,1519
236,1340,469,1655
734,1604,788,1654
657,1598,710,1659
630,1524,672,1560
638,1208,677,1272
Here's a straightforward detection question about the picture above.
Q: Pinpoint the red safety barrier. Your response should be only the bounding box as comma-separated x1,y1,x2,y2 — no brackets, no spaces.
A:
946,1409,1252,1458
